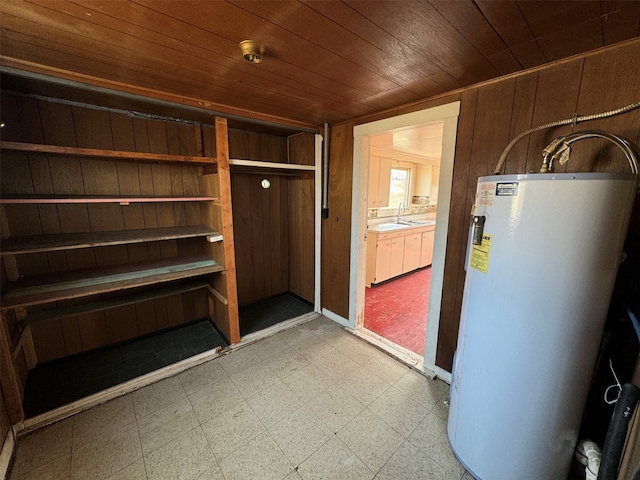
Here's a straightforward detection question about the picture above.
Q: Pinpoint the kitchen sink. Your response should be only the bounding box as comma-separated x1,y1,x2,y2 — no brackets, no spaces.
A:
377,222,406,229
398,220,435,225
374,220,435,230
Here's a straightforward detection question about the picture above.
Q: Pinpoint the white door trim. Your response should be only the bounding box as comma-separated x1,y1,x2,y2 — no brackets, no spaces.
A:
315,133,323,313
349,102,461,378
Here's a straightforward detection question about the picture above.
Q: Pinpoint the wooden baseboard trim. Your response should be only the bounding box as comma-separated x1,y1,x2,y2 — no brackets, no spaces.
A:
1,428,16,480
350,327,430,375
431,365,452,384
238,312,319,345
320,308,349,327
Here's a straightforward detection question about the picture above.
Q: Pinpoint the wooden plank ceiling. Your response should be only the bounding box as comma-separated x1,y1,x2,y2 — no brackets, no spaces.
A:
1,0,639,129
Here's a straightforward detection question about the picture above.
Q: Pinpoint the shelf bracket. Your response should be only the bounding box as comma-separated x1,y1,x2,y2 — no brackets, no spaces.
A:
206,234,224,243
206,285,228,305
13,325,37,369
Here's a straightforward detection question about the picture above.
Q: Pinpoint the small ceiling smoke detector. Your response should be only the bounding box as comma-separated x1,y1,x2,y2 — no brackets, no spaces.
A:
239,40,265,64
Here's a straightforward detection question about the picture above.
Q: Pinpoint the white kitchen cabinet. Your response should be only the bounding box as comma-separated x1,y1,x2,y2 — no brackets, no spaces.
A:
403,232,422,273
368,156,392,208
366,224,435,286
366,231,402,286
368,156,381,208
430,165,440,204
414,164,433,197
390,234,405,278
420,229,435,267
374,238,393,284
367,232,392,286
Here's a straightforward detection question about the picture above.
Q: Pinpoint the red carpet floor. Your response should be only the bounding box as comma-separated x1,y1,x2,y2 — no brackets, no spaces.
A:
364,267,431,356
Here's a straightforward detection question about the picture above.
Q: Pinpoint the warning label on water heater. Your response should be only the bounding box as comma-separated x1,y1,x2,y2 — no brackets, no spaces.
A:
477,183,496,206
470,234,491,274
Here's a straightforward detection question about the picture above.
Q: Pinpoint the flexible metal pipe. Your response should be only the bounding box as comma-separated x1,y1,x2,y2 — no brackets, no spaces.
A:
540,130,639,174
493,101,640,174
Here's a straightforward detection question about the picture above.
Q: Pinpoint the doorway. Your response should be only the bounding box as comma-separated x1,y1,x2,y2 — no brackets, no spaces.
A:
349,103,460,379
363,124,442,356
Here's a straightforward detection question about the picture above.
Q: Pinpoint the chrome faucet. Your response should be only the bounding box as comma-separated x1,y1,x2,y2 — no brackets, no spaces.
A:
397,201,405,223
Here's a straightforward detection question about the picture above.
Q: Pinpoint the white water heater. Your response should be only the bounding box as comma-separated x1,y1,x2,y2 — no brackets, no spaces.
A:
448,172,637,480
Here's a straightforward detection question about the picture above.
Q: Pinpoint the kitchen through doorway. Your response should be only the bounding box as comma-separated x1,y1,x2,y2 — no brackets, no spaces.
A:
363,124,442,357
350,103,460,378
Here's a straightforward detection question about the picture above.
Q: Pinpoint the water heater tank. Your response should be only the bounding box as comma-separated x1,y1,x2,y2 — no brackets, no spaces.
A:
448,172,637,480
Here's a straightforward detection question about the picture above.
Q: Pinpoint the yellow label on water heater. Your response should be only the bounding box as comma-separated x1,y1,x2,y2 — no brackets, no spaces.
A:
470,234,491,274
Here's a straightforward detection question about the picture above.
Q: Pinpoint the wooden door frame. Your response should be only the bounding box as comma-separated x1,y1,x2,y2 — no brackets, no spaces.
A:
349,102,460,381
314,134,323,312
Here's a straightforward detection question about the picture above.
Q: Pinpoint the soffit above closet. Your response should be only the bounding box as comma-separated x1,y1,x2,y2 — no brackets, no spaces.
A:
1,0,639,128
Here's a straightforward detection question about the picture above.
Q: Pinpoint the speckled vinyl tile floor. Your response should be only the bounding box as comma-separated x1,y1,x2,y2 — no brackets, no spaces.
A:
9,316,472,480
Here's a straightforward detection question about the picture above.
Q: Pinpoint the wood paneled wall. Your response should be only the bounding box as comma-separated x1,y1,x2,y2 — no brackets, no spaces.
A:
230,131,316,307
0,94,210,362
228,130,287,163
288,133,316,303
324,39,640,371
230,129,290,307
231,172,290,306
321,123,354,318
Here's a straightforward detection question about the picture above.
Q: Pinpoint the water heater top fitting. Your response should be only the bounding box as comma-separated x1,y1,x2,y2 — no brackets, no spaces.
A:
493,101,640,175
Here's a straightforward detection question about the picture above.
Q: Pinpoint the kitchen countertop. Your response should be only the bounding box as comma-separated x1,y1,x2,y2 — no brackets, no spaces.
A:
368,219,436,233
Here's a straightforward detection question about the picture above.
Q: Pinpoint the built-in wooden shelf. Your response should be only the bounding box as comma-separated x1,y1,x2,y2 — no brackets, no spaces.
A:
0,195,218,205
229,159,316,177
1,255,223,310
22,279,211,325
229,159,315,171
0,141,217,166
1,225,223,256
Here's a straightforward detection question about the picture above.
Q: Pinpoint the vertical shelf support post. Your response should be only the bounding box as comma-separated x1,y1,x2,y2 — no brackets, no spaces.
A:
214,117,241,343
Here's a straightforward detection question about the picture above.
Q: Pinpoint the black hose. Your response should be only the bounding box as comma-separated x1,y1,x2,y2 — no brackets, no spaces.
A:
321,123,330,219
598,383,640,479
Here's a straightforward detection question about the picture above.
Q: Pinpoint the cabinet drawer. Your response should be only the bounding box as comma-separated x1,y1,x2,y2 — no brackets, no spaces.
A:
377,232,394,240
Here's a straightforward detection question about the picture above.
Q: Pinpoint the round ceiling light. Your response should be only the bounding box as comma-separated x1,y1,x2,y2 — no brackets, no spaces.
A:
239,40,265,64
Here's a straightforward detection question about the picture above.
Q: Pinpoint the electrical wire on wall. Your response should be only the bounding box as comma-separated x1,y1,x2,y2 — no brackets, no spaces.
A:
604,359,623,405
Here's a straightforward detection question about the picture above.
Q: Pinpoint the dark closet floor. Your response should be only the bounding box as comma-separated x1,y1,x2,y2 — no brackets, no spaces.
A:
240,293,314,336
22,319,228,418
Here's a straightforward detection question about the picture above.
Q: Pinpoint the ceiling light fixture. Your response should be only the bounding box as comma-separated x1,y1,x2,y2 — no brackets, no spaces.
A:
239,40,265,64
